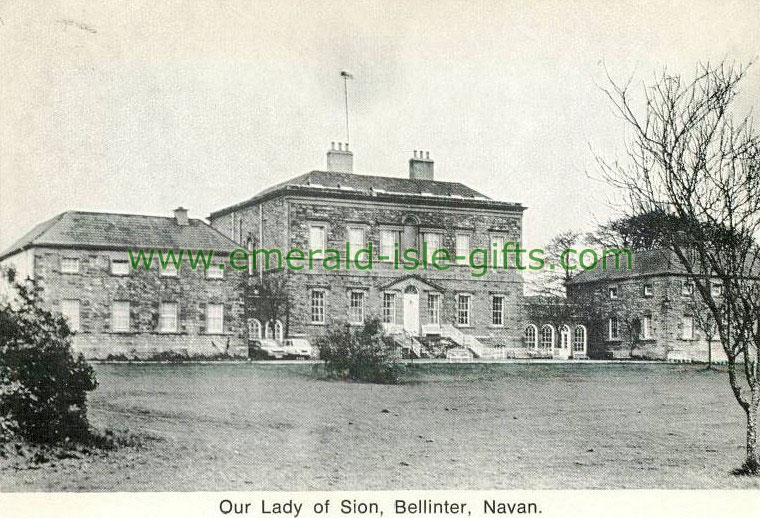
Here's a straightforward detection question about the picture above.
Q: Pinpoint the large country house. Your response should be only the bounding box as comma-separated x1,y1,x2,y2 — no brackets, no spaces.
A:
209,145,527,358
0,210,247,358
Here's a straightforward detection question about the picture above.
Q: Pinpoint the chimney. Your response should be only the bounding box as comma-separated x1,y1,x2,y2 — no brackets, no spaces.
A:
174,206,189,226
409,150,434,180
326,142,353,173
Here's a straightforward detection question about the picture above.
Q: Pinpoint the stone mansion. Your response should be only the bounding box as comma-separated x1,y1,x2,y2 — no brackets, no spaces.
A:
0,144,721,362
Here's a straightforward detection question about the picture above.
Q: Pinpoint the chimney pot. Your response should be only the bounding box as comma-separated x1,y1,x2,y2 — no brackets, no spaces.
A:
326,142,354,172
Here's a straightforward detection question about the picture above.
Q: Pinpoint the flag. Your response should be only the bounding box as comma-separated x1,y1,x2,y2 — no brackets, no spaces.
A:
340,71,354,79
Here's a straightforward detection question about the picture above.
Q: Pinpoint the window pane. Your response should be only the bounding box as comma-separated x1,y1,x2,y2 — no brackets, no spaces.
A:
207,304,224,334
349,292,364,324
455,235,470,265
311,290,325,323
427,293,440,324
348,227,365,251
111,260,130,276
61,299,80,331
159,302,178,332
492,295,504,325
457,294,470,325
61,258,80,273
382,293,396,324
380,230,399,260
111,301,130,332
309,225,326,258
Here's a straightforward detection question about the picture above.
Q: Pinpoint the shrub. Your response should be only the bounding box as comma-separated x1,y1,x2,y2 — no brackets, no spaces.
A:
316,318,404,384
0,277,98,444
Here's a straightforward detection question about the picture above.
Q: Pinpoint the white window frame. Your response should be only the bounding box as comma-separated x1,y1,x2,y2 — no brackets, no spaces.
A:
573,325,587,353
427,293,441,325
540,325,555,350
711,282,723,297
422,231,443,255
608,316,620,340
525,325,538,348
641,314,653,340
61,257,80,274
248,318,262,339
110,259,130,276
382,292,396,324
455,233,471,266
491,234,507,268
491,294,505,326
643,283,653,297
379,228,400,261
159,302,178,333
160,262,178,277
206,267,224,279
682,281,694,296
347,226,366,252
456,293,471,326
349,291,365,324
206,303,224,334
309,223,327,259
111,301,130,332
60,299,80,332
609,285,619,299
310,289,326,324
682,315,695,340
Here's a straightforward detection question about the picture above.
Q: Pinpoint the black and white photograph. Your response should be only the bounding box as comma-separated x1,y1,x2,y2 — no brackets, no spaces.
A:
0,1,759,514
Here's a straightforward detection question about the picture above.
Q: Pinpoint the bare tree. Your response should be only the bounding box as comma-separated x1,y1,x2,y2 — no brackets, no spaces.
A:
595,61,760,474
688,298,720,369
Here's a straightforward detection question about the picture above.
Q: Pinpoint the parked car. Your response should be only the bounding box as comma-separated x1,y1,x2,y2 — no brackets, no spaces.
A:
283,338,313,359
248,339,286,359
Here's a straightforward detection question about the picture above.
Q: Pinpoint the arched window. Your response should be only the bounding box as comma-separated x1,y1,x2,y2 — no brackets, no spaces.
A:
573,325,587,353
402,214,420,251
524,325,538,349
274,319,284,341
265,321,274,339
540,325,555,350
560,325,571,349
248,318,262,339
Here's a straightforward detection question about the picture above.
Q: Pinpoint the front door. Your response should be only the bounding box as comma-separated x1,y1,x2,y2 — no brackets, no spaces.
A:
403,286,420,335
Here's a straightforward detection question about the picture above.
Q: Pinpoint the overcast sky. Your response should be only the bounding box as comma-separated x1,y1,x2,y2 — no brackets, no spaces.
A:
1,0,758,250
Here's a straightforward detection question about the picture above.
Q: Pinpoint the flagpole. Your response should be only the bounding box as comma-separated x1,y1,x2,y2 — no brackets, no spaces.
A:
343,74,350,144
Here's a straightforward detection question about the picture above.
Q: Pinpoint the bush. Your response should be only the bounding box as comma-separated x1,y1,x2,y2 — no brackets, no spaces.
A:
316,318,404,384
0,277,98,444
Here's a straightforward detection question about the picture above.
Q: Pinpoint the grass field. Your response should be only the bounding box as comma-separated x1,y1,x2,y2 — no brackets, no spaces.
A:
1,362,758,491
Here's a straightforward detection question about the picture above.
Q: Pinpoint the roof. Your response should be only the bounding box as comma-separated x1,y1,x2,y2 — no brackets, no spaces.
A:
569,249,678,284
0,211,241,260
210,170,524,218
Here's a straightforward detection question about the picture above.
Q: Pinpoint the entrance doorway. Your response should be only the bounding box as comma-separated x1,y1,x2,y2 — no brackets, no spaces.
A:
403,285,420,335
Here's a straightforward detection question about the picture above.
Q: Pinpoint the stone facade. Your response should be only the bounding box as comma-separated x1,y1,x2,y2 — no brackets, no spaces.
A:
210,164,527,352
567,250,727,362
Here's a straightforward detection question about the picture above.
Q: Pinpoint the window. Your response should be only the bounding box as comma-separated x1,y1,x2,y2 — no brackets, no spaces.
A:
682,281,694,296
349,291,365,324
207,303,224,334
111,259,130,276
159,302,178,333
711,282,724,297
380,229,400,261
540,325,555,350
206,267,224,279
60,299,80,332
310,290,325,324
422,232,443,254
682,315,694,340
455,234,470,265
266,319,284,341
491,295,505,326
456,294,471,326
309,224,327,259
573,325,587,353
608,316,619,340
347,226,365,251
382,293,396,324
160,262,178,277
61,257,80,274
643,284,653,297
491,235,506,268
248,318,262,339
525,325,538,348
609,286,618,299
111,301,130,332
560,325,571,349
641,314,653,340
427,293,441,324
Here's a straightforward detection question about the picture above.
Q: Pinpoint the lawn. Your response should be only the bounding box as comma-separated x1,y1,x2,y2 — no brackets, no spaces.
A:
1,362,758,491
